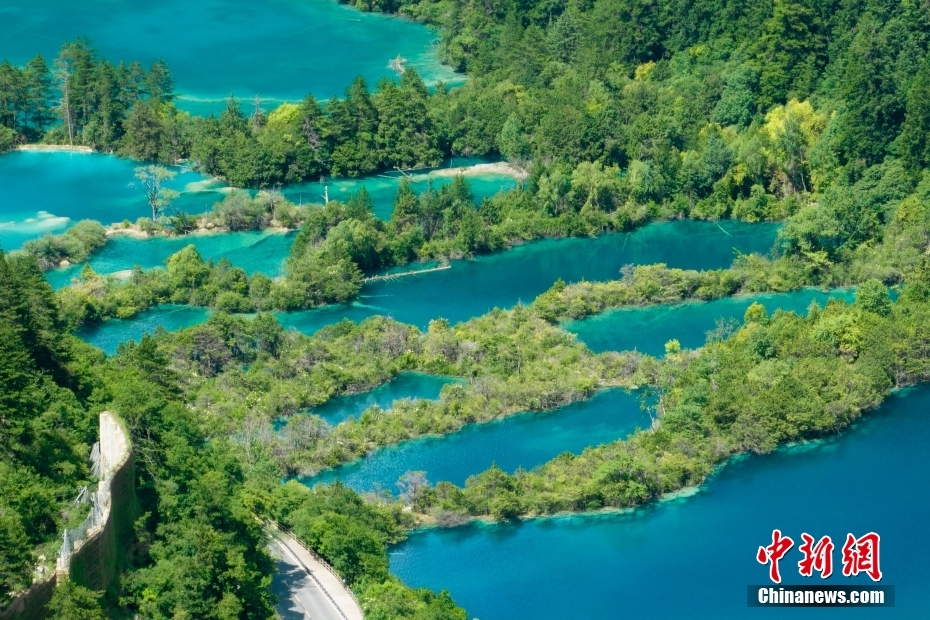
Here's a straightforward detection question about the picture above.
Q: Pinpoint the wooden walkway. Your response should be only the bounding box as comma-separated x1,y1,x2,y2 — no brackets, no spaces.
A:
363,264,451,283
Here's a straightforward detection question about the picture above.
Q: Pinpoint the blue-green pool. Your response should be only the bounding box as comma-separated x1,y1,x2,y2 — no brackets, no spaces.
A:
566,288,858,357
307,372,463,427
78,304,211,354
306,388,648,494
391,387,930,619
0,152,224,250
284,167,518,221
0,0,460,116
279,220,780,333
45,230,296,289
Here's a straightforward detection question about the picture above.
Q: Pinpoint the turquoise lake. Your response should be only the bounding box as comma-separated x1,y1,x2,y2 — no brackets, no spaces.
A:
0,0,459,116
566,288,857,357
284,165,517,221
78,305,211,355
79,220,777,355
308,290,859,494
391,386,930,619
0,151,514,253
0,152,225,250
308,372,462,427
306,388,648,494
278,220,780,333
45,230,296,289
78,219,778,352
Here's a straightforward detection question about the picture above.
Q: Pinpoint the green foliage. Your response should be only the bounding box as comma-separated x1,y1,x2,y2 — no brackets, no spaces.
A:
0,250,96,573
855,279,891,316
97,336,277,619
134,165,178,221
47,582,106,620
0,124,15,151
427,275,930,519
752,0,825,109
532,262,768,322
146,301,637,476
897,56,930,171
0,508,32,605
19,220,108,270
835,15,906,166
56,236,362,327
252,480,466,618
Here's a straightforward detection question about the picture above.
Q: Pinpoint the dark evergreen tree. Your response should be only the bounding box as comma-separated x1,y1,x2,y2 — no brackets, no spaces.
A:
752,0,825,109
897,55,930,171
836,15,905,165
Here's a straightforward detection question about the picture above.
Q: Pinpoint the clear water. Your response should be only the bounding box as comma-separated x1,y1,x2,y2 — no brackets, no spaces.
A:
0,152,225,250
306,388,648,494
391,387,930,619
566,288,858,357
0,152,509,255
74,221,777,358
284,169,517,220
308,372,463,427
308,291,857,492
45,230,295,289
278,220,780,333
77,304,211,355
0,0,460,116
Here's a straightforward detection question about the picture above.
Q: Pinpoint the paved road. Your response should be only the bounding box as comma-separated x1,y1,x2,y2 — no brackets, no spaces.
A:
268,527,364,620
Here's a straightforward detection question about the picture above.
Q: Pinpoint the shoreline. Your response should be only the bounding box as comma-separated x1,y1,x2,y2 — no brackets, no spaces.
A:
401,386,915,535
104,223,293,239
423,161,527,180
15,144,94,153
559,285,859,325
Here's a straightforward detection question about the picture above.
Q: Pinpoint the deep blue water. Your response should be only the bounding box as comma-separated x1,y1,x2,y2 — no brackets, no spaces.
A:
306,389,648,494
308,372,463,427
391,387,930,619
566,288,858,357
279,220,780,333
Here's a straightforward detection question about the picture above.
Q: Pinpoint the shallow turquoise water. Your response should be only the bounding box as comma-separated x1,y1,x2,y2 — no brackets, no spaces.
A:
566,288,858,356
279,220,780,333
308,372,463,427
0,0,459,116
0,152,224,250
1,152,507,262
45,230,295,289
78,305,211,355
306,389,648,494
77,220,777,356
284,169,517,220
391,387,930,619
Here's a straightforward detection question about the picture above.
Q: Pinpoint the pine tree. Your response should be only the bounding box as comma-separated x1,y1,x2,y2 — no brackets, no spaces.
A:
390,177,420,229
145,58,174,103
897,56,930,171
752,0,825,109
120,100,164,161
837,16,905,165
0,60,25,131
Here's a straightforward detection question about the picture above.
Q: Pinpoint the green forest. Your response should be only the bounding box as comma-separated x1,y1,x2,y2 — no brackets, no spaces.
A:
4,0,930,618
